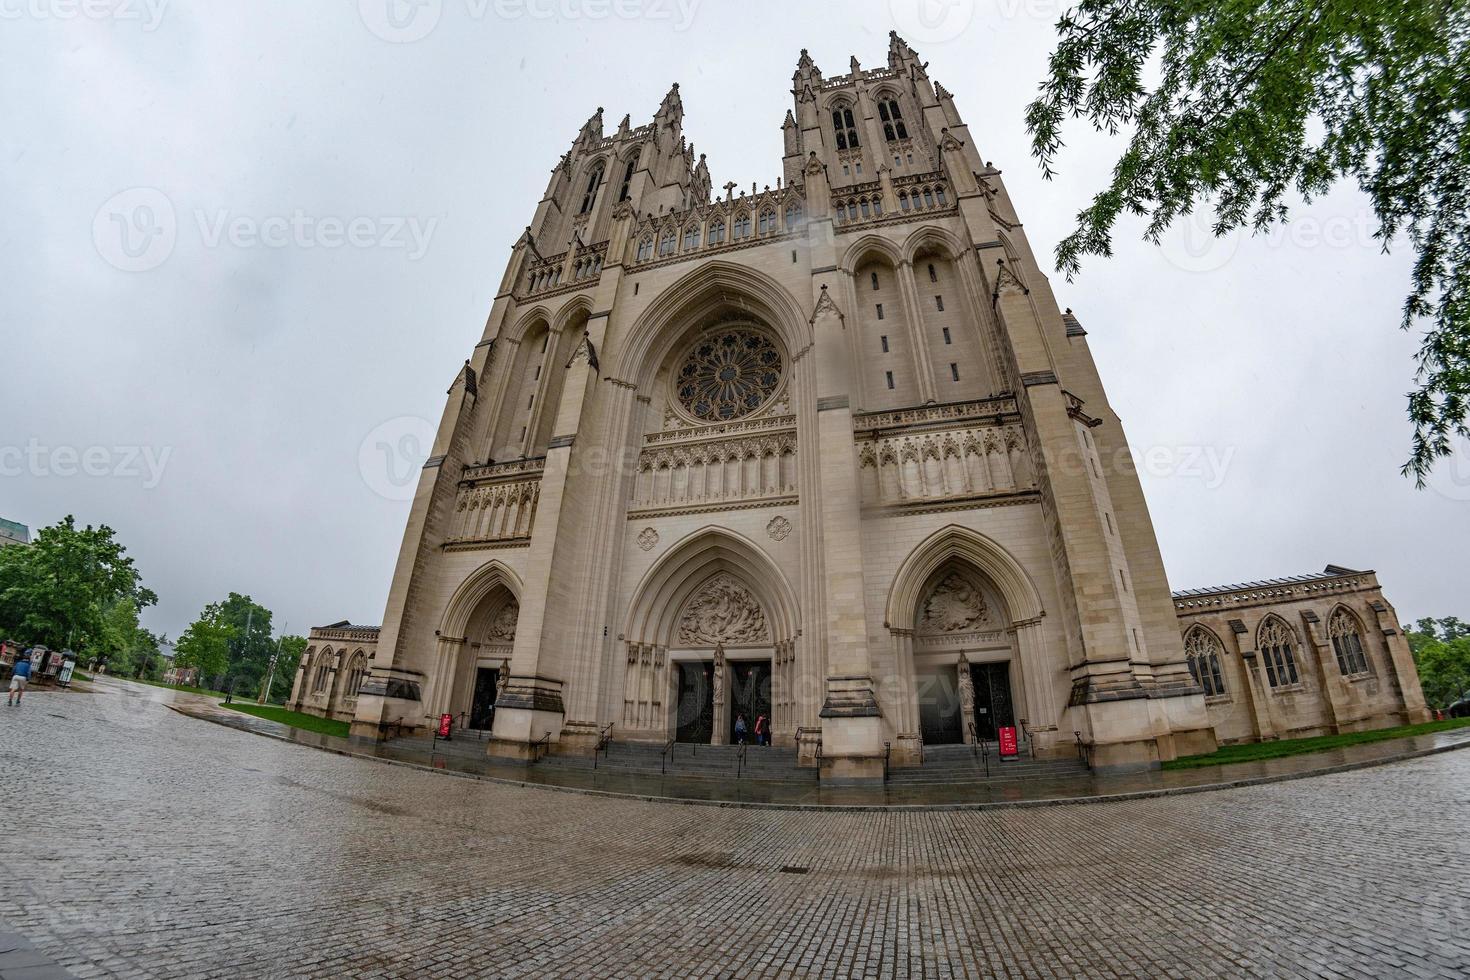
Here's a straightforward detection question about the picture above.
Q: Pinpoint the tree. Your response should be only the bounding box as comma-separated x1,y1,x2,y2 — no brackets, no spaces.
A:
0,516,156,654
1026,0,1470,482
1405,616,1470,707
262,634,307,704
173,603,235,687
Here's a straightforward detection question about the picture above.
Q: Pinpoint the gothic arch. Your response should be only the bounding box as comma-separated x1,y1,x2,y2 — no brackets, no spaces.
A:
623,526,799,647
886,524,1044,630
506,306,555,345
610,261,811,390
839,234,903,275
901,226,967,266
553,295,595,334
438,559,525,641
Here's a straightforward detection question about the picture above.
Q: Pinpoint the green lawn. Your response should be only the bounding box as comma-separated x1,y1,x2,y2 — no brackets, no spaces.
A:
1163,715,1470,770
121,675,234,699
219,701,350,739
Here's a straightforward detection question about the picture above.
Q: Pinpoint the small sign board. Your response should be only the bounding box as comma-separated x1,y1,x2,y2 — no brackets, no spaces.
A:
437,713,453,739
998,726,1019,758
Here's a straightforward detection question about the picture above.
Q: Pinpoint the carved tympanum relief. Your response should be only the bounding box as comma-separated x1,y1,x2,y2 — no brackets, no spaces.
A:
489,601,519,642
919,571,990,634
677,573,770,644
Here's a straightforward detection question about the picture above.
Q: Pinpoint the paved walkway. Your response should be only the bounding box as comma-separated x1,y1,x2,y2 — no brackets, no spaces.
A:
2,678,1468,978
171,687,1470,810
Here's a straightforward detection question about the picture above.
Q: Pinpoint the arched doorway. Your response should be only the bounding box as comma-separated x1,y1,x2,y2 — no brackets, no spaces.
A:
429,561,522,731
911,564,1017,746
622,527,800,746
885,525,1051,760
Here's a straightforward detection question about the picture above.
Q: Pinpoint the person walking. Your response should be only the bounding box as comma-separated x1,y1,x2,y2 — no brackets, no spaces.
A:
733,713,747,745
8,650,32,706
754,713,769,747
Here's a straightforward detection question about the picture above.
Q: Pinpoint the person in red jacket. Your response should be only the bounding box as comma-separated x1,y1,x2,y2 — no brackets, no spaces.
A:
754,713,769,747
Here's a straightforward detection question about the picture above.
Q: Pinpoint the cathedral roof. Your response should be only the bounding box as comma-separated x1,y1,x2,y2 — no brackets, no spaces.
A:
1172,565,1367,599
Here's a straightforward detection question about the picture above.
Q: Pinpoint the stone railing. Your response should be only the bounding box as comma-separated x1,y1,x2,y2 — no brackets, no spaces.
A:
1173,572,1369,612
631,431,797,512
523,242,606,296
855,418,1033,506
645,412,797,446
629,183,806,270
832,171,955,229
853,396,1019,434
448,459,546,544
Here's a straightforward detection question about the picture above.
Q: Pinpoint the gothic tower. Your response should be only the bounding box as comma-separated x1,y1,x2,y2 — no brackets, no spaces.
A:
344,35,1217,776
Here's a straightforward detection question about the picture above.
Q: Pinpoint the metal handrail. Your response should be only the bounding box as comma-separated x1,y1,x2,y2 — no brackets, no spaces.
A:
1075,731,1093,770
1020,718,1036,760
661,738,676,775
883,741,891,782
593,722,615,769
736,741,748,780
530,730,552,763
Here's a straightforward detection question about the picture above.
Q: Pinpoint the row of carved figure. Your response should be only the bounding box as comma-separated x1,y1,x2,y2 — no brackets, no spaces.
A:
857,425,1034,503
449,479,542,543
632,434,798,509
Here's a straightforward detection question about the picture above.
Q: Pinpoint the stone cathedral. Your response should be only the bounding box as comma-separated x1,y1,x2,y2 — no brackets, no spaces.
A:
289,36,1429,777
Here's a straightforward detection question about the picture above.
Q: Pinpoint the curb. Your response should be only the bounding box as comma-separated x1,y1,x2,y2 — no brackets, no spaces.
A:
171,703,1470,813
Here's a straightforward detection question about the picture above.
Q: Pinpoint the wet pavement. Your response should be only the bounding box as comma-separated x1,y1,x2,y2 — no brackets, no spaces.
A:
2,677,1468,978
172,687,1470,810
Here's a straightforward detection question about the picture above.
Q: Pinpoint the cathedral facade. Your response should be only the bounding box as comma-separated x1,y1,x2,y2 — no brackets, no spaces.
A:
288,36,1428,777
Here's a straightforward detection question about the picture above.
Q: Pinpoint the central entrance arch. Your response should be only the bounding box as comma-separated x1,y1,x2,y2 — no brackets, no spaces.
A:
622,527,799,746
428,560,523,732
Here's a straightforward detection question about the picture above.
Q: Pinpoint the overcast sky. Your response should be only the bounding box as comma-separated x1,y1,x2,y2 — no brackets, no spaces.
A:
3,0,1466,642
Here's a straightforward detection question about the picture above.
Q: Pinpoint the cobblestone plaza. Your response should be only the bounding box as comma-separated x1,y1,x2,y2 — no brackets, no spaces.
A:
2,681,1467,978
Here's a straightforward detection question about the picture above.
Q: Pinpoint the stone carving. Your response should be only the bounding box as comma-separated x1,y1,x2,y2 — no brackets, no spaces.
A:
489,601,519,641
674,328,783,423
766,515,792,541
920,571,989,633
636,527,659,552
678,573,770,644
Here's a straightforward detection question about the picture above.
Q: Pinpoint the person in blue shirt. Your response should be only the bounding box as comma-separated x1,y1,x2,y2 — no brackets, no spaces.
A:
8,650,32,706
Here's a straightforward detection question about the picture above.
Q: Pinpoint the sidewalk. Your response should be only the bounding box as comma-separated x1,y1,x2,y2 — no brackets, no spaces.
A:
163,687,1470,811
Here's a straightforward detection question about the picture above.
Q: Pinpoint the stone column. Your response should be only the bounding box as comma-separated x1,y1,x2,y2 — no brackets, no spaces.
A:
1367,599,1432,724
1223,621,1271,741
894,259,937,404
1299,611,1347,731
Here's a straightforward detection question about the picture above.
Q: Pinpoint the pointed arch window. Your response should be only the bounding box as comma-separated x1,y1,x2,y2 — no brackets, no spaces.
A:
831,104,860,150
784,202,802,228
1329,609,1372,676
1185,627,1227,697
579,161,605,215
1259,618,1301,688
658,229,677,256
732,212,752,240
877,98,909,142
758,209,777,235
683,225,700,250
636,237,653,262
617,153,639,202
707,219,726,245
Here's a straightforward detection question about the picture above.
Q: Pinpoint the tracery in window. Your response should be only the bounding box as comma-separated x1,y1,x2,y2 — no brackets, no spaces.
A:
580,161,605,215
1259,617,1301,688
1185,627,1227,697
674,328,784,423
1329,609,1372,675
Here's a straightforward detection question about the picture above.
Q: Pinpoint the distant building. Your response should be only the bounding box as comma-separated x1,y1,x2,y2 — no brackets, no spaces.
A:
0,518,29,548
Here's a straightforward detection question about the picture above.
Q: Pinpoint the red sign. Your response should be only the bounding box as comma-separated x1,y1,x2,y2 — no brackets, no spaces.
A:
998,726,1019,758
437,713,453,739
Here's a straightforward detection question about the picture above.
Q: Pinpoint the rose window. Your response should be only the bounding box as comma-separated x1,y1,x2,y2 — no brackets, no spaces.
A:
674,329,783,422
